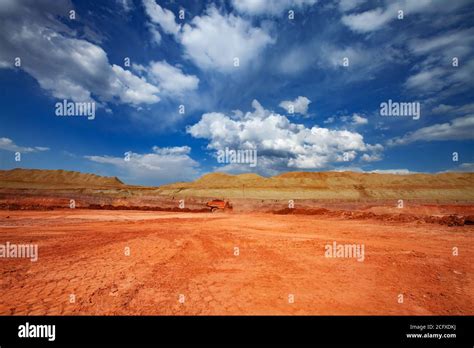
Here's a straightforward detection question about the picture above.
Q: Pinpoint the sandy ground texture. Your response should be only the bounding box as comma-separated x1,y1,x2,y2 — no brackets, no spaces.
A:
0,209,472,315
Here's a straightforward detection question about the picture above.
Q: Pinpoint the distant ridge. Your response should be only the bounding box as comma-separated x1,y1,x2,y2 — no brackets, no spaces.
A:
0,168,124,189
1,168,473,200
158,171,474,200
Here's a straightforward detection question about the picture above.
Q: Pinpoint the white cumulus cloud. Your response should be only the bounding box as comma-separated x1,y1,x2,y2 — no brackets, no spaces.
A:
143,1,275,72
134,61,199,97
187,99,382,173
142,0,181,36
351,114,368,125
180,7,274,72
0,0,161,107
279,96,311,115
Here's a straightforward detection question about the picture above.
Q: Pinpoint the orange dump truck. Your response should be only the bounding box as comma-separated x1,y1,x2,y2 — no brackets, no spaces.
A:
206,199,232,212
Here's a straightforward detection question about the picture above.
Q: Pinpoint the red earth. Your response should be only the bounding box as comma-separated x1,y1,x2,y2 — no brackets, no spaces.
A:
0,208,472,315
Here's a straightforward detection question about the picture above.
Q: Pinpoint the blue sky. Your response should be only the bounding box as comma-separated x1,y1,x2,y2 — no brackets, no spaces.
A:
0,0,473,185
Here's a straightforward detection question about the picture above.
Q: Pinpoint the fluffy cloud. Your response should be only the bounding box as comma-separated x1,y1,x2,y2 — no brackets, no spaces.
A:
231,0,317,16
361,144,383,161
110,65,160,105
339,114,369,126
143,1,274,72
134,61,199,96
351,114,368,125
361,153,381,162
187,100,382,173
142,0,180,36
279,96,311,115
180,7,274,72
388,115,474,146
0,137,49,153
0,0,160,106
341,8,391,33
85,146,200,185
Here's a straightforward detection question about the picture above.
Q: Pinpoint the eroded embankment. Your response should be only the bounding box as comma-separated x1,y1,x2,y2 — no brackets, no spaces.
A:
273,207,474,226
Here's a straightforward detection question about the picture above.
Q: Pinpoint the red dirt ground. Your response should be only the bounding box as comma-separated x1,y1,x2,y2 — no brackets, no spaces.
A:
0,209,472,315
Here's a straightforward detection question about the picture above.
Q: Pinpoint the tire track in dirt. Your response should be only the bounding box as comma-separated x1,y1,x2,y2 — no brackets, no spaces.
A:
1,210,472,315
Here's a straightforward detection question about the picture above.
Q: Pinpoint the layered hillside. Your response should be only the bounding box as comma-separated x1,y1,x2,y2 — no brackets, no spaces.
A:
1,168,473,201
158,171,474,200
0,168,124,189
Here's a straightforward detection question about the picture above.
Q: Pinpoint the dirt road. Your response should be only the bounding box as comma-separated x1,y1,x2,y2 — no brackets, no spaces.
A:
0,210,472,315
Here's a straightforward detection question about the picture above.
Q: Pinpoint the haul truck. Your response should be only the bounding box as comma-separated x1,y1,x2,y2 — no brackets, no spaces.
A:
206,199,232,212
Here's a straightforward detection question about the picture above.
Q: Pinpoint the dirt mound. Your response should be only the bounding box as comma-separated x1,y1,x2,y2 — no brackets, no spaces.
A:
274,207,331,215
273,207,467,226
0,168,124,189
191,172,267,188
160,171,474,200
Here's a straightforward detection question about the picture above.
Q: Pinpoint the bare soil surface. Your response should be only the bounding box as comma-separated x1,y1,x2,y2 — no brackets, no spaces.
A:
0,209,472,315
